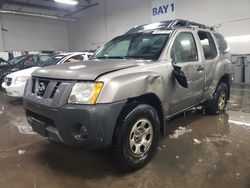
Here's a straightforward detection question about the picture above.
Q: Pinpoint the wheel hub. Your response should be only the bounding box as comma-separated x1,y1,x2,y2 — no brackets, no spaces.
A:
218,91,226,111
134,128,144,143
129,119,153,157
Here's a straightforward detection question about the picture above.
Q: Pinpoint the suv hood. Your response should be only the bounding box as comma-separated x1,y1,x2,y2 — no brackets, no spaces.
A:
32,59,150,80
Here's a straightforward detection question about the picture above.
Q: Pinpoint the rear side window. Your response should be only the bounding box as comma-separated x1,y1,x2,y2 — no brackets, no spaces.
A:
171,32,198,63
198,31,218,60
214,33,229,54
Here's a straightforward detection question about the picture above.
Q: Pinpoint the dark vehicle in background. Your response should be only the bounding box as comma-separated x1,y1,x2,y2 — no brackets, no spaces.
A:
2,52,91,98
0,54,51,89
0,57,11,77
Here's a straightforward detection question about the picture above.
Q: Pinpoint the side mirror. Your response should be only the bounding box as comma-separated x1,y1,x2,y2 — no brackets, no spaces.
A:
173,65,188,88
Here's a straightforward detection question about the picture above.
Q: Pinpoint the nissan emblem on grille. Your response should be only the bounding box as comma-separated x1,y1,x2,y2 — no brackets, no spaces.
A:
37,82,46,96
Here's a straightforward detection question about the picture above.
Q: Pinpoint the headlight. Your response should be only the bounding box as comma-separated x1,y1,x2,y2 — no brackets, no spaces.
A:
14,76,30,84
68,82,103,105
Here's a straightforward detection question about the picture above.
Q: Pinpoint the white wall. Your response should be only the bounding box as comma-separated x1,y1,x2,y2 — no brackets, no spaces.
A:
0,18,4,51
0,14,69,51
68,0,151,51
68,0,250,54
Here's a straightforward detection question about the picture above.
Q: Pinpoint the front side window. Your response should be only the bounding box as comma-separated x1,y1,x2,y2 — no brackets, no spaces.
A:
198,31,218,60
23,55,38,67
92,33,169,60
171,32,198,63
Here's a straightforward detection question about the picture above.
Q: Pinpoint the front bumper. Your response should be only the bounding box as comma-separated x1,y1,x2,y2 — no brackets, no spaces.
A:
23,99,126,148
1,82,25,98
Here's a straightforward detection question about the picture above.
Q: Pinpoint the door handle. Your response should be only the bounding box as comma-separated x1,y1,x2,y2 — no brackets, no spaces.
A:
197,66,204,71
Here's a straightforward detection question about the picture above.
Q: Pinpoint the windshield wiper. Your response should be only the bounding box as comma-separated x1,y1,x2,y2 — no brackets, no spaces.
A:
125,56,152,60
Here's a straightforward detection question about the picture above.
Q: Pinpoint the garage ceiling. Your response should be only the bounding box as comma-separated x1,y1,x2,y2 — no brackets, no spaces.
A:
0,0,99,21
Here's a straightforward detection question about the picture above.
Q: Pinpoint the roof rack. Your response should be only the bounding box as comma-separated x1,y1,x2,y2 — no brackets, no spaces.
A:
125,19,214,34
167,19,215,31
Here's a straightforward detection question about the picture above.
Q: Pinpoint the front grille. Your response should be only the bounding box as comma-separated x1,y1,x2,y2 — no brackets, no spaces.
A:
25,77,74,108
50,82,61,98
31,78,61,98
5,77,12,86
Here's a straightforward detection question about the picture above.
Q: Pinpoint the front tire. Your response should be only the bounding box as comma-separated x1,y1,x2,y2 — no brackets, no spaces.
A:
205,83,228,115
112,103,160,171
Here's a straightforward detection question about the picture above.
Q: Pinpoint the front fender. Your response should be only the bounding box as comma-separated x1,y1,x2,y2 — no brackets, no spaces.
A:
97,71,167,104
96,62,172,118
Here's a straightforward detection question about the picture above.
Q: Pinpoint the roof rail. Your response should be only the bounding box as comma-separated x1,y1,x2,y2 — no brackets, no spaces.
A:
167,19,215,31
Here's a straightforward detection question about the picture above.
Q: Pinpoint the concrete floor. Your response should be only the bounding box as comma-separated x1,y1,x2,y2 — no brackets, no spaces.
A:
0,84,250,188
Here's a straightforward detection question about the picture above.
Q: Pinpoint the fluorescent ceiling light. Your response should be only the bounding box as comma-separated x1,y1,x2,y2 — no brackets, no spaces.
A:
54,0,78,5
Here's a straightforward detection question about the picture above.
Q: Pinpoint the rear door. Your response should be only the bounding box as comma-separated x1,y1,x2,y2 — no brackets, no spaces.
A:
196,31,219,98
169,31,205,114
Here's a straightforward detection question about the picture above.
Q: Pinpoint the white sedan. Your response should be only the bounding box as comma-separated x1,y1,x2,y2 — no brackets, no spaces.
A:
2,52,93,98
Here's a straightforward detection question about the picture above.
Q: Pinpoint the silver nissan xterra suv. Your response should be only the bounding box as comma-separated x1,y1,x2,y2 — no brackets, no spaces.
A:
23,19,233,171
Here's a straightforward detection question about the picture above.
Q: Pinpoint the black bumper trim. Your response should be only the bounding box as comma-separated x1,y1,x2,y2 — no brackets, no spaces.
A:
24,99,126,148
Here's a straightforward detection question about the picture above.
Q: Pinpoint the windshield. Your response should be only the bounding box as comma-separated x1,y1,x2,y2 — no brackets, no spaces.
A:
9,55,27,65
40,55,66,67
92,33,169,60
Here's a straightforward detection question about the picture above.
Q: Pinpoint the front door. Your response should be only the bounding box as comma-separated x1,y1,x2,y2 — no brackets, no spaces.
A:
169,31,204,115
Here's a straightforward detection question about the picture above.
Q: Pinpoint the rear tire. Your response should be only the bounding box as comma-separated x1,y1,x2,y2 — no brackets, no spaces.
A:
205,83,228,115
112,103,160,171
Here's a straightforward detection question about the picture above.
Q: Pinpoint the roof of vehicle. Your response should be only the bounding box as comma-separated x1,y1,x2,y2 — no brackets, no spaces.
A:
126,19,215,34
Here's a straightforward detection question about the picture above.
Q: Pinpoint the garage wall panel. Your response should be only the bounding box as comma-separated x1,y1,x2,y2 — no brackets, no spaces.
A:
68,0,151,51
68,2,107,51
104,0,150,39
0,14,68,51
0,18,4,51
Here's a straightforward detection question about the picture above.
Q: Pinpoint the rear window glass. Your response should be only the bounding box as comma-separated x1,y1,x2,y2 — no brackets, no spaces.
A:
198,31,218,60
214,33,229,54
